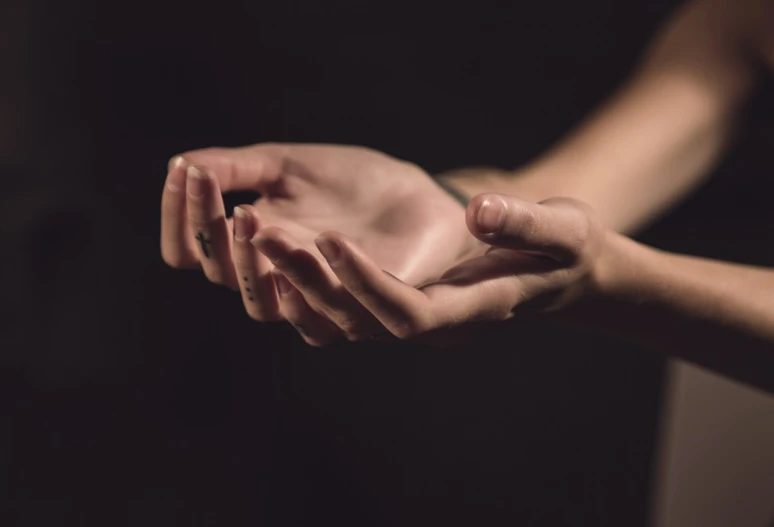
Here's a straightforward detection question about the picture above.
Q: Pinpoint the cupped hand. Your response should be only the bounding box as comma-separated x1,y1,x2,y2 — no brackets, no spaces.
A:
271,193,611,347
160,143,477,336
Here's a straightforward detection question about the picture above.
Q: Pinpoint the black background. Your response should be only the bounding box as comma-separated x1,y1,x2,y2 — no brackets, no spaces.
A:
3,0,773,525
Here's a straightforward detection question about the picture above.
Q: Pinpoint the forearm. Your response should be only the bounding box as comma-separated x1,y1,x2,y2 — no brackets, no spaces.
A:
439,0,771,234
570,233,774,393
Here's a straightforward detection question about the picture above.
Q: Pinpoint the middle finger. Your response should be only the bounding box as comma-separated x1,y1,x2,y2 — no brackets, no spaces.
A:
186,165,238,289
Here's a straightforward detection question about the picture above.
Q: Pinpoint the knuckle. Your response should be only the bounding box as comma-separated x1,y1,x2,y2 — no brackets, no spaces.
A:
187,217,210,232
516,205,540,239
574,213,593,247
565,207,596,262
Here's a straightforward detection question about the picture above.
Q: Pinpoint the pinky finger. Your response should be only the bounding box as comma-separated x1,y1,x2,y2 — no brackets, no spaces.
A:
273,271,340,347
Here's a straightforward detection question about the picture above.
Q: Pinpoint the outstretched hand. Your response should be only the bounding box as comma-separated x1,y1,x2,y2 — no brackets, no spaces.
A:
160,143,477,341
263,192,610,347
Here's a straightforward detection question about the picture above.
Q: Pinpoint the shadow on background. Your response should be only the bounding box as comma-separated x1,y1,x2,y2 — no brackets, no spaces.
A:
2,0,771,525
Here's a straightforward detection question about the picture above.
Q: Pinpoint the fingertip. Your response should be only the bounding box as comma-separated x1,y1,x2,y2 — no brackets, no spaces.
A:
186,165,211,199
168,155,187,173
249,229,272,248
186,164,207,178
250,228,287,257
238,203,261,224
165,157,188,193
317,231,362,258
233,206,252,239
466,193,487,225
254,225,285,240
475,196,507,235
271,269,294,297
314,236,342,265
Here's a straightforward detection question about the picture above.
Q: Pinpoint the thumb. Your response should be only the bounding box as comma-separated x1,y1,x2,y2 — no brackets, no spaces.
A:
466,194,591,262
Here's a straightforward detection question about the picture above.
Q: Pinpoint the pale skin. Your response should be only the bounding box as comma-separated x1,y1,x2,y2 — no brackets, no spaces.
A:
161,0,774,392
160,144,478,339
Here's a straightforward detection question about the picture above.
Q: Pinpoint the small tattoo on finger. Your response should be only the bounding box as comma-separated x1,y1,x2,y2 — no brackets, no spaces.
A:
195,232,213,258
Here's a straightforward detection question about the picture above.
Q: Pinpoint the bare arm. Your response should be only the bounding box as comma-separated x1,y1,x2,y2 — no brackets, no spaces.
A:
438,0,773,233
305,193,774,393
561,230,774,393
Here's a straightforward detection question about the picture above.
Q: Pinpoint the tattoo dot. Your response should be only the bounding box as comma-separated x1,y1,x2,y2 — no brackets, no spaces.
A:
246,287,251,292
243,277,248,282
248,296,254,301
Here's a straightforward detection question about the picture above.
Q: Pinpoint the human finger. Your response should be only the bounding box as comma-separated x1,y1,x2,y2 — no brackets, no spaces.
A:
314,232,434,340
185,165,238,289
232,205,281,321
160,156,200,268
171,145,285,194
272,270,340,347
253,227,384,341
466,194,592,263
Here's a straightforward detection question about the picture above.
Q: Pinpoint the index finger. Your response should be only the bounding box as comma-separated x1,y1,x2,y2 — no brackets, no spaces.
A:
161,156,200,269
173,145,285,193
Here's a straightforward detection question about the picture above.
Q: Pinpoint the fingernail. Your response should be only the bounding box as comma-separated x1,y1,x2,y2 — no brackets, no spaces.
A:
186,166,207,198
168,155,187,173
477,197,505,234
252,237,285,263
233,207,251,241
165,157,187,192
272,271,292,296
315,237,341,264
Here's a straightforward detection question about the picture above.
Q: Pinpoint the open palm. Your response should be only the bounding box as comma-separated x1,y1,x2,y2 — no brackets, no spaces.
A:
161,143,476,323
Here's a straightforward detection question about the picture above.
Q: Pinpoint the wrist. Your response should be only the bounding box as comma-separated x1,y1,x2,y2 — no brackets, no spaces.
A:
588,229,658,303
546,230,643,329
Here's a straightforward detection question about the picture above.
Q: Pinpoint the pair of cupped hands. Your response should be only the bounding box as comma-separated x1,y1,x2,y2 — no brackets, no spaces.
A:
161,143,607,347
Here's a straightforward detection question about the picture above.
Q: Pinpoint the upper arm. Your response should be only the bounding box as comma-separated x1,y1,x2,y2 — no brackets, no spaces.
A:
636,0,769,113
754,1,774,68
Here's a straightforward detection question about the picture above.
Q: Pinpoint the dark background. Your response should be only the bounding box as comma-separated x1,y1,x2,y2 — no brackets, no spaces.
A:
2,0,772,525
